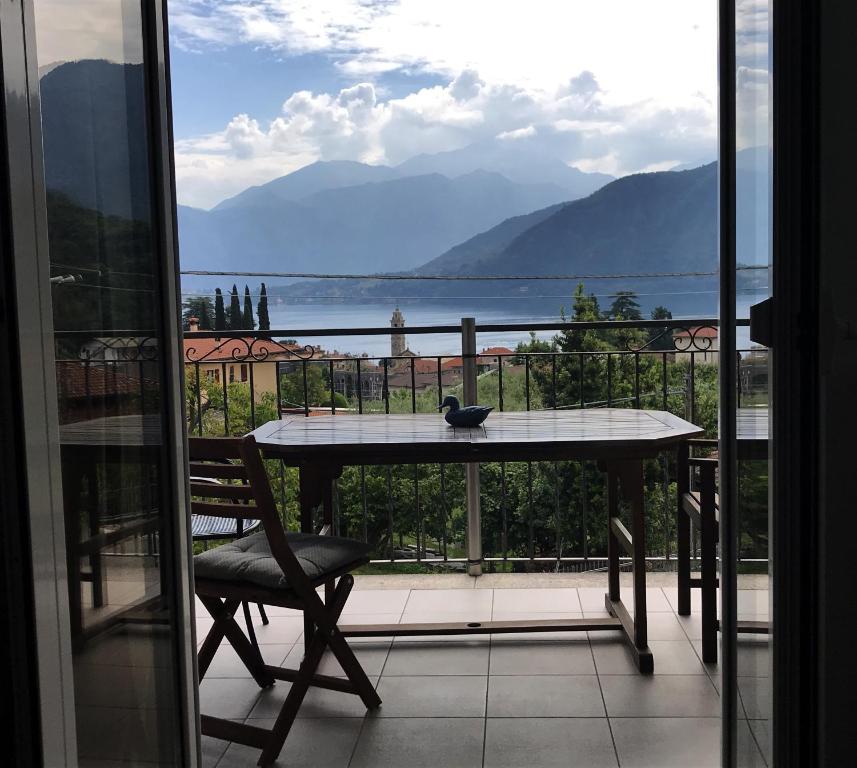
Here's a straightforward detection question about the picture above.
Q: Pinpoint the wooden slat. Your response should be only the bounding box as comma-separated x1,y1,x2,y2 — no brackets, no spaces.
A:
200,716,269,749
605,594,654,674
190,501,260,519
339,616,621,637
188,461,247,480
188,436,244,460
189,482,254,501
610,516,634,556
266,665,359,694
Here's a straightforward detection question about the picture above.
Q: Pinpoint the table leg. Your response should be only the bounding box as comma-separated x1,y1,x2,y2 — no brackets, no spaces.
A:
676,442,691,616
607,468,620,603
299,465,322,654
603,459,653,674
298,463,341,655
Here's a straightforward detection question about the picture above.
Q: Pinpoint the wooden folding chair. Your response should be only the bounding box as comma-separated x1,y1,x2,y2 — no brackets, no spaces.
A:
189,435,381,766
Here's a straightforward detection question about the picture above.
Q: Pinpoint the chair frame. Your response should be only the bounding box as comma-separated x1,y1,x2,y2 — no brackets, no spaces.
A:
677,440,720,663
677,439,768,665
190,435,381,766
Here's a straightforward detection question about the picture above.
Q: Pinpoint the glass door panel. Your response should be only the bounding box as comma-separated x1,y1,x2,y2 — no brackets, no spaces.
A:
32,0,191,764
734,0,772,765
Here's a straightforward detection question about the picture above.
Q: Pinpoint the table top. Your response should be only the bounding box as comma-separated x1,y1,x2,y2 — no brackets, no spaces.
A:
251,408,703,465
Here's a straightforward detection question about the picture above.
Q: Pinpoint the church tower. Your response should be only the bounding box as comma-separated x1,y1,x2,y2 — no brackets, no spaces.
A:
391,306,406,357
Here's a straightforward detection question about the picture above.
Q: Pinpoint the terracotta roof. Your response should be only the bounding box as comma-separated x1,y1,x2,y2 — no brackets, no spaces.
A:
442,357,464,370
479,347,515,356
183,335,307,362
56,361,153,399
673,327,718,339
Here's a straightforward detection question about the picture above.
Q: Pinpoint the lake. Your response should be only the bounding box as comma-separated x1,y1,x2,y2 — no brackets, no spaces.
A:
264,294,764,357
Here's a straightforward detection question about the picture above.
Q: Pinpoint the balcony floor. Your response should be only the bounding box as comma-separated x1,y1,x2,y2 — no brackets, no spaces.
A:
198,574,769,768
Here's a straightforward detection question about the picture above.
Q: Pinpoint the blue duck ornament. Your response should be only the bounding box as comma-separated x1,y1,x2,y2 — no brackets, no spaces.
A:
438,395,493,428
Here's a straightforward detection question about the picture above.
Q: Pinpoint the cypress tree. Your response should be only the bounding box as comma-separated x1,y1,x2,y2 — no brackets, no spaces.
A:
214,288,226,331
227,284,242,330
257,282,270,332
242,285,255,330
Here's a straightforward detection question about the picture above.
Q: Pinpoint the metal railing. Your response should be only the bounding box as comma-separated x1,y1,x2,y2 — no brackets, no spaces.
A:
178,316,764,572
52,317,766,572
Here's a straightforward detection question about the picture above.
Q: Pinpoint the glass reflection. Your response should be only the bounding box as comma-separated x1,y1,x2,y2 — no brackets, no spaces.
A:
34,0,182,764
735,0,772,765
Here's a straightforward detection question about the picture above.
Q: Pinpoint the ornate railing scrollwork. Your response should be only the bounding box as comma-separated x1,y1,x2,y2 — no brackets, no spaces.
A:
184,335,316,364
626,324,719,353
73,336,159,362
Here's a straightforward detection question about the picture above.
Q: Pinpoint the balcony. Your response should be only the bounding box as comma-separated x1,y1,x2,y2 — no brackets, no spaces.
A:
198,574,770,768
58,317,770,767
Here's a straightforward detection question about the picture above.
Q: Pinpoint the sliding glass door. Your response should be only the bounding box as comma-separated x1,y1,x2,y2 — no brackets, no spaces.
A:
722,1,772,766
2,1,196,764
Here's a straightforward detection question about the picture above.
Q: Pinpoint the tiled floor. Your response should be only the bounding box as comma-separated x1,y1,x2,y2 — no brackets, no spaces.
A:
198,577,770,767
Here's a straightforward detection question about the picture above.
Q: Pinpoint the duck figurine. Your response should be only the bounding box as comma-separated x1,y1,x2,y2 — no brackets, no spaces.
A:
438,395,493,428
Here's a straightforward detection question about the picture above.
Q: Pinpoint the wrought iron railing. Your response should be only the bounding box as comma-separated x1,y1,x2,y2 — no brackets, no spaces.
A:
52,318,766,571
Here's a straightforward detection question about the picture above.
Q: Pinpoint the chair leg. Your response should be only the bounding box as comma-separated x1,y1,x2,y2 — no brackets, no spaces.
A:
257,575,380,767
700,465,718,664
258,603,269,625
198,595,275,688
243,600,260,649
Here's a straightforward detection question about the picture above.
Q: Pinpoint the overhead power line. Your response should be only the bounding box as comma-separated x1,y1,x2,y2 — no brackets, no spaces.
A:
180,266,766,281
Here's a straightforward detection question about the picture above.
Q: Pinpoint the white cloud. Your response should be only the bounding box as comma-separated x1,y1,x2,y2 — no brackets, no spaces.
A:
169,1,717,104
169,1,721,207
496,126,537,141
175,68,717,208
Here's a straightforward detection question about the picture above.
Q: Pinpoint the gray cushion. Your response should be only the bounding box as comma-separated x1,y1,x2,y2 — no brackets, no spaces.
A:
194,530,371,590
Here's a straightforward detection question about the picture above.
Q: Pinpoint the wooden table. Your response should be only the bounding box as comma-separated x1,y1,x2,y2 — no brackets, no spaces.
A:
251,408,702,673
59,414,164,647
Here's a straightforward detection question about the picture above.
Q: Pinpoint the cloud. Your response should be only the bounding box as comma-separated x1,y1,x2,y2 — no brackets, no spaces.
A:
175,67,717,208
169,1,717,103
168,2,721,207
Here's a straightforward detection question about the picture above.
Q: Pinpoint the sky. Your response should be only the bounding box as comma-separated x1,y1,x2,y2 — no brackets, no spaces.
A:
165,0,721,209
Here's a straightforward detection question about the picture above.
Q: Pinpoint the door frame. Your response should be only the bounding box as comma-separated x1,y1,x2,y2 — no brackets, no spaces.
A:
0,0,199,764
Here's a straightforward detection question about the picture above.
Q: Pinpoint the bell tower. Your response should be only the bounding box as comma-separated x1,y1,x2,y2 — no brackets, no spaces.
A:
391,306,406,357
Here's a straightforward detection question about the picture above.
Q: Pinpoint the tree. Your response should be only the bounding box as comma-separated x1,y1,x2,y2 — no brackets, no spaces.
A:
214,288,226,331
182,296,213,330
607,290,642,320
648,305,674,351
227,284,242,330
257,282,271,332
242,285,255,330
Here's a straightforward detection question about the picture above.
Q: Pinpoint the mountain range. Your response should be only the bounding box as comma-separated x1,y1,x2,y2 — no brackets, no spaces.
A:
37,58,767,320
177,168,597,276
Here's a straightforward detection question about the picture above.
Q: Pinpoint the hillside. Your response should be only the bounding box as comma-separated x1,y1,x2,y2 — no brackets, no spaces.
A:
455,163,718,277
178,170,576,276
277,164,720,307
40,60,151,221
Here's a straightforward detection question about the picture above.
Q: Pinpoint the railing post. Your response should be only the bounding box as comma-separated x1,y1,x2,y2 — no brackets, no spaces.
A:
462,317,482,577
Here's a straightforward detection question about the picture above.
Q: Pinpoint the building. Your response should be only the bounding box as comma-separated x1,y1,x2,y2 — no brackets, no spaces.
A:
672,327,719,364
183,318,317,400
391,306,407,357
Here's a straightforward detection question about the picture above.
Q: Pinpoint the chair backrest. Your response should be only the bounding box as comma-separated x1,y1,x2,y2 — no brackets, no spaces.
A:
187,435,312,595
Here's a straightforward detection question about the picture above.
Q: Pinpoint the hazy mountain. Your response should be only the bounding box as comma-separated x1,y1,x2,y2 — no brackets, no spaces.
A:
178,171,575,277
40,60,151,221
214,160,400,210
277,163,728,312
397,139,613,197
416,202,568,275
450,163,718,278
